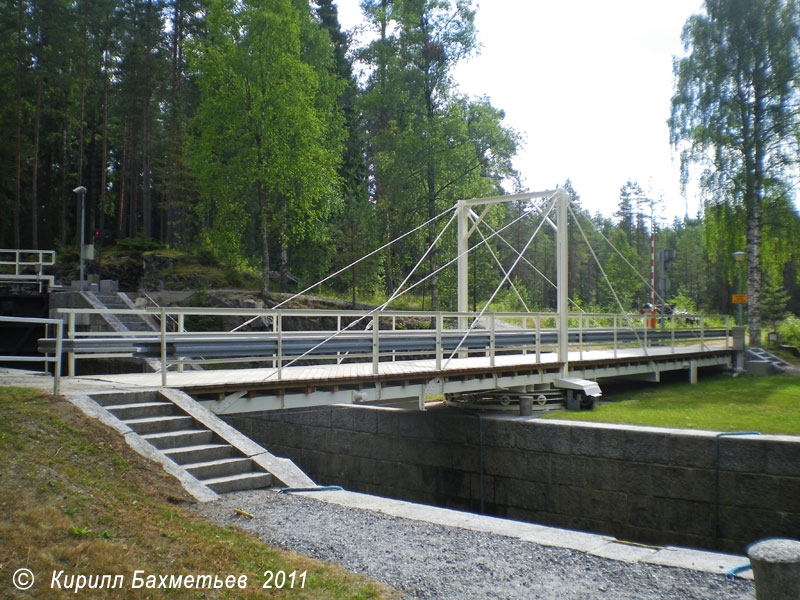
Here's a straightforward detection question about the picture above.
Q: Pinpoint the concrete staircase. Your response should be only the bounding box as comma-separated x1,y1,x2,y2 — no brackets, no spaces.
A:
85,291,158,332
746,347,792,374
92,391,272,494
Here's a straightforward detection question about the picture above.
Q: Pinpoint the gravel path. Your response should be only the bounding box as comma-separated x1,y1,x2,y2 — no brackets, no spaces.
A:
193,489,754,600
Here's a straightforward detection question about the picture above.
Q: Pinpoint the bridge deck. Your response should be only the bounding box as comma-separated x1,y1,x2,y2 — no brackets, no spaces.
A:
78,342,732,414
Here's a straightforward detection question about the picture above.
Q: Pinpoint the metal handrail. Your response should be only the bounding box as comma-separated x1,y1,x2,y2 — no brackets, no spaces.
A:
140,292,180,330
50,306,733,386
0,249,58,292
0,248,56,273
0,315,62,394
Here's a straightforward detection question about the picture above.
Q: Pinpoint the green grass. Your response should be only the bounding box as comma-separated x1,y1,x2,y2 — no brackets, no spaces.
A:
0,386,394,599
543,373,800,434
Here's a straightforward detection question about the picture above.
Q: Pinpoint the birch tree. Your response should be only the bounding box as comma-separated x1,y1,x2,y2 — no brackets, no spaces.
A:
670,0,800,344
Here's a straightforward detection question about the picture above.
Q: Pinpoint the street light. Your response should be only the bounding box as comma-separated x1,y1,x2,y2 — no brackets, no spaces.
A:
73,186,87,290
732,251,745,326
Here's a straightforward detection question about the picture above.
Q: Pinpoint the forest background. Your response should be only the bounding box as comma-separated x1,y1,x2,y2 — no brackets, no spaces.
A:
2,0,799,343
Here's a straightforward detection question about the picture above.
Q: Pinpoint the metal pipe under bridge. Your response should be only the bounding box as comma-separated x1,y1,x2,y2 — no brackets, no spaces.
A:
41,306,736,415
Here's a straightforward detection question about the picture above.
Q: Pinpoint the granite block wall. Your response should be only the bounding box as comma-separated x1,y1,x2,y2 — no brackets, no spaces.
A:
224,406,800,553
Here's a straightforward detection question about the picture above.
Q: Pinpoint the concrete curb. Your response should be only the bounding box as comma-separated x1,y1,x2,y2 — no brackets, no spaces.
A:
293,488,753,579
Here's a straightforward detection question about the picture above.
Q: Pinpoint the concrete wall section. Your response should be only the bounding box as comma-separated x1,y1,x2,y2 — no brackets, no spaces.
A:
224,407,800,553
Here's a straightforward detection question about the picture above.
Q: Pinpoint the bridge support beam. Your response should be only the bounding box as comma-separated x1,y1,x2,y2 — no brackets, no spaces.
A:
457,200,469,330
556,188,569,375
689,360,698,385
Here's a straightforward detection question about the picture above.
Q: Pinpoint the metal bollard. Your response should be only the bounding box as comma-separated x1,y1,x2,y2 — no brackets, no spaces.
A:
747,538,800,600
519,396,533,416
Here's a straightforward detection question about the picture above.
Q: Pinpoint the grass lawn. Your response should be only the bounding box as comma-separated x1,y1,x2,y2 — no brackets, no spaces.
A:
0,386,393,599
542,373,800,435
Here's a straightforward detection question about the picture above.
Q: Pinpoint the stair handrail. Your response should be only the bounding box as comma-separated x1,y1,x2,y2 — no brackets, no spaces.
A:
140,292,180,332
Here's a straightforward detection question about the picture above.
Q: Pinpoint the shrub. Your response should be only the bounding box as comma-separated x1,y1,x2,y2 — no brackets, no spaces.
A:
777,315,800,348
115,236,163,252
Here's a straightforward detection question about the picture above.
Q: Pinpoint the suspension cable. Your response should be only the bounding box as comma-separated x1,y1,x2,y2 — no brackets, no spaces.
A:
231,203,458,332
376,209,458,311
260,202,540,381
470,214,531,313
581,210,669,307
443,198,555,368
474,213,587,314
569,203,645,349
568,204,629,317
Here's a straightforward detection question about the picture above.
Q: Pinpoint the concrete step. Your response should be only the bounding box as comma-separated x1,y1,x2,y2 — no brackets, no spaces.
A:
141,429,215,450
89,390,277,495
184,457,255,480
203,472,273,494
124,415,196,435
92,391,161,407
163,443,237,465
105,401,177,420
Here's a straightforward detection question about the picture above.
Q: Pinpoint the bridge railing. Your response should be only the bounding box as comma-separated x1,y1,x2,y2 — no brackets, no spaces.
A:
572,312,731,359
47,306,732,384
0,248,57,292
0,315,63,394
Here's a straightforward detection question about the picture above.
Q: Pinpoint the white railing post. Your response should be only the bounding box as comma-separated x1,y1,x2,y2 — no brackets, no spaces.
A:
522,315,528,355
54,320,63,396
613,315,618,359
489,313,496,367
436,312,443,370
277,310,283,379
160,307,167,387
643,314,648,352
372,313,380,375
336,315,342,365
700,316,706,351
177,313,185,372
579,314,584,360
535,315,541,363
725,315,730,349
391,315,397,362
67,312,75,376
671,314,676,353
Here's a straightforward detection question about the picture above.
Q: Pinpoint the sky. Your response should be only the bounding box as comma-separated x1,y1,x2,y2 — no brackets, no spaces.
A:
333,0,706,223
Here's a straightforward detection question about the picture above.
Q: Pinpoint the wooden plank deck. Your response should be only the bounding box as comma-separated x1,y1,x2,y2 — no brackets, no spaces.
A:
81,341,729,391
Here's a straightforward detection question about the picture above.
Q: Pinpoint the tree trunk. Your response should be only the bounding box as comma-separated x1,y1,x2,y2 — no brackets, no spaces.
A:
142,0,153,238
167,0,184,244
427,160,439,311
118,122,128,237
14,0,23,248
31,62,43,248
261,207,270,299
75,3,88,250
425,75,438,311
280,196,288,293
746,202,762,345
100,10,109,235
60,120,67,244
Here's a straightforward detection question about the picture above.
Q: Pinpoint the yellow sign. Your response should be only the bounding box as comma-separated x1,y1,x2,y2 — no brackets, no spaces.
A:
732,294,748,304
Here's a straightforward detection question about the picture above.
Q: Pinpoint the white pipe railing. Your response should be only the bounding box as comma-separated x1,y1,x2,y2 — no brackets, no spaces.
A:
51,306,733,386
0,315,62,395
0,249,57,292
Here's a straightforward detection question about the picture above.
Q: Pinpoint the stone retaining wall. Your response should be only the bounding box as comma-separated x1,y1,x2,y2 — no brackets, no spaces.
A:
224,406,800,553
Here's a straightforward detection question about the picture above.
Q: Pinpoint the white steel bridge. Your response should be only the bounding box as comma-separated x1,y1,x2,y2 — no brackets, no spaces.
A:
43,305,735,414
35,189,739,414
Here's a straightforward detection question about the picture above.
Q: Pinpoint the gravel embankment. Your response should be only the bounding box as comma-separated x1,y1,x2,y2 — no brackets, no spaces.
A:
193,489,754,600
